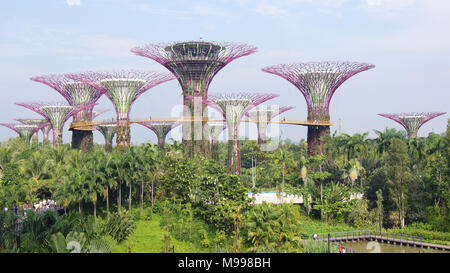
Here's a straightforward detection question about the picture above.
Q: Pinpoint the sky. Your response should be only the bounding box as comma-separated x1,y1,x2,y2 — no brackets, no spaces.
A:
0,0,448,145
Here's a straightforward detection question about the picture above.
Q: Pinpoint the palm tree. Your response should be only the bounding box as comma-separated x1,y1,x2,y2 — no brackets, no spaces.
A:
98,152,117,214
85,150,106,218
272,144,297,192
374,128,406,156
113,151,132,212
19,151,53,204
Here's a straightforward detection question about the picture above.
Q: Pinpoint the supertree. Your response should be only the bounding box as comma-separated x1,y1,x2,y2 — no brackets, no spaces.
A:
262,61,375,156
0,123,45,144
208,121,227,161
378,112,447,138
96,124,116,153
15,118,48,143
14,102,90,146
131,40,258,157
246,105,295,145
202,93,279,174
68,70,175,151
30,74,107,151
137,121,181,149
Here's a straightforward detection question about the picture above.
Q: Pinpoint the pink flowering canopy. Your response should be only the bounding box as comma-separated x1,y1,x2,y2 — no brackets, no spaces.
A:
131,41,257,97
262,61,375,121
378,112,446,138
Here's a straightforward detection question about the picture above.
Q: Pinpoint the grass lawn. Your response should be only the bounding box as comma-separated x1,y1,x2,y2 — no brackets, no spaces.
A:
110,214,209,253
299,216,357,237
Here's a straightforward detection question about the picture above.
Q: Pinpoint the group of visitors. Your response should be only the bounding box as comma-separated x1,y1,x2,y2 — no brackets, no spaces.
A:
3,199,59,215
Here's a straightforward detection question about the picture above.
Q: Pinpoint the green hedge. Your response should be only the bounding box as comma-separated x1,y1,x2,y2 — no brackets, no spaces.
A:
387,227,450,244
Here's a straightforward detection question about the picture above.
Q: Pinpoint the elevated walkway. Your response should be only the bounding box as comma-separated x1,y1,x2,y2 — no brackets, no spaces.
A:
69,117,334,131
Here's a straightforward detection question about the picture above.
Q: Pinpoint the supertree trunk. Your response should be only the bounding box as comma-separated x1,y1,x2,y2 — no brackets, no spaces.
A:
116,113,131,151
96,125,116,153
227,126,240,175
209,123,226,161
307,125,330,156
256,122,268,145
211,138,220,161
183,96,209,157
182,97,193,157
72,130,94,151
42,126,50,143
31,132,39,144
202,107,210,158
157,135,165,149
53,127,63,146
71,110,94,151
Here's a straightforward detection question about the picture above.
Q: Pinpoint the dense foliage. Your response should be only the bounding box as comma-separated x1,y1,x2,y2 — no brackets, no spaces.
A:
0,120,449,252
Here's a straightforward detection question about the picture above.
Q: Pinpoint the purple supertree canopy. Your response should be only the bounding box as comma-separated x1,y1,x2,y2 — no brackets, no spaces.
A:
14,102,93,129
15,118,48,127
68,70,175,149
137,121,181,148
0,122,45,141
246,105,296,121
203,93,280,126
67,70,175,117
14,101,94,145
30,73,106,108
246,105,295,144
130,41,257,97
131,41,257,67
262,61,375,120
378,112,447,138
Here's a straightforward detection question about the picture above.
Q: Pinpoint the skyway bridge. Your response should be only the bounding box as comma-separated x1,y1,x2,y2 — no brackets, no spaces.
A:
68,117,334,131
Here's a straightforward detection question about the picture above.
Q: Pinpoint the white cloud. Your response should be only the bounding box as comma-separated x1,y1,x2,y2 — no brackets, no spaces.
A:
255,2,288,16
135,4,232,19
66,0,81,6
366,0,416,11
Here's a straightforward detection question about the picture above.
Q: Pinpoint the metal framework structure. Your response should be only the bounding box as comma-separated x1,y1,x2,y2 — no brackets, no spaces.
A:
68,70,175,150
137,121,181,149
30,73,107,150
247,105,295,144
92,109,110,120
131,40,258,157
378,112,447,138
202,93,279,174
262,61,374,155
14,102,89,146
96,124,116,153
15,118,48,143
0,123,45,144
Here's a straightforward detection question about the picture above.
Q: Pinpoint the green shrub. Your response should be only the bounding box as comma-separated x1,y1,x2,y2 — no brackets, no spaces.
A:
101,212,136,243
301,239,338,253
388,226,450,243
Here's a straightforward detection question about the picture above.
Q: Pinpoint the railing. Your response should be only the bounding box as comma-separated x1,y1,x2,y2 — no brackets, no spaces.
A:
313,230,423,248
